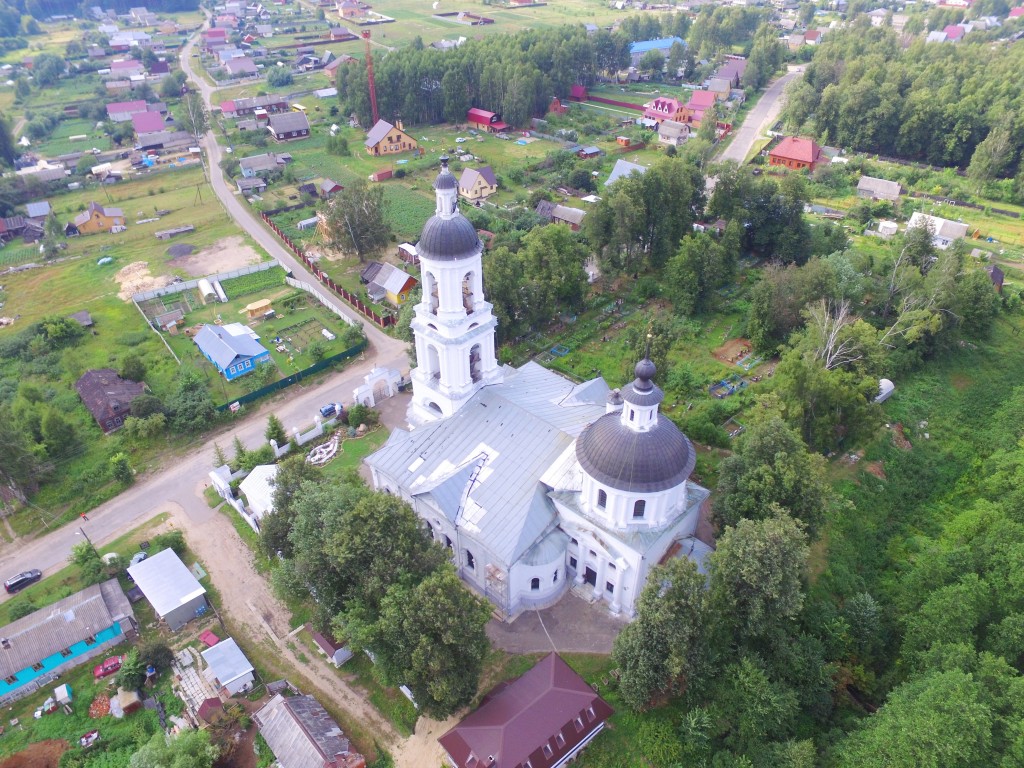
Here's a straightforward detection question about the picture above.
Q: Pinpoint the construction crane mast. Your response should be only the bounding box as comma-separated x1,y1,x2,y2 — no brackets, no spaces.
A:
362,30,379,125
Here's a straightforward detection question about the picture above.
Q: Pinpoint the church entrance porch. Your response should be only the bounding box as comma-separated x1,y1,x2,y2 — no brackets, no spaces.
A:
583,567,597,587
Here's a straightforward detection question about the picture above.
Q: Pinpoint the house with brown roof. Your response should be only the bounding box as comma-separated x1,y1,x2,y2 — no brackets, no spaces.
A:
73,202,125,234
439,653,613,768
363,119,418,156
768,136,825,171
75,369,146,433
256,694,366,768
458,166,498,200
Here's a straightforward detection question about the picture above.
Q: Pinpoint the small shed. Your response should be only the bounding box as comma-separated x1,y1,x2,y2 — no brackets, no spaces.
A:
244,298,273,319
127,548,208,632
239,464,278,523
202,638,255,696
875,378,895,403
307,624,353,667
397,243,418,265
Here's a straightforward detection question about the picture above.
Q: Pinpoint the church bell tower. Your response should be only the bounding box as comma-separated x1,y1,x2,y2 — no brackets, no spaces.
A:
407,157,502,426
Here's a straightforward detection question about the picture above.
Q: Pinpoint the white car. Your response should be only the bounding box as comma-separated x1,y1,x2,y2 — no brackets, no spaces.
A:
455,137,467,143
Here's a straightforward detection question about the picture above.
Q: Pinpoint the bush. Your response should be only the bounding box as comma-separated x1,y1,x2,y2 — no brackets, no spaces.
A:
266,67,293,88
9,600,35,620
347,403,379,428
139,640,174,673
152,529,186,555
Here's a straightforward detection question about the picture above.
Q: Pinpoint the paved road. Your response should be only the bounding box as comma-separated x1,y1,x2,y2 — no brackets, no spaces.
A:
716,67,804,165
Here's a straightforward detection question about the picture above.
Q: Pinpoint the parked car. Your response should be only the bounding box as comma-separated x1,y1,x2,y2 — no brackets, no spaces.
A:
4,569,41,594
129,552,148,566
93,655,124,679
319,403,341,419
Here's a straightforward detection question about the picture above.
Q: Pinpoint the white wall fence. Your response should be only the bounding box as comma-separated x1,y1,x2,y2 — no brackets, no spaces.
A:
131,260,282,303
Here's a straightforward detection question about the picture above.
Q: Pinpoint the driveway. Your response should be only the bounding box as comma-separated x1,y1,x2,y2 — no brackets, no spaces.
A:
716,67,804,165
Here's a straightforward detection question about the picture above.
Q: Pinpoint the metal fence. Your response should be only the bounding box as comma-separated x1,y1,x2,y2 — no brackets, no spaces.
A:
215,338,367,411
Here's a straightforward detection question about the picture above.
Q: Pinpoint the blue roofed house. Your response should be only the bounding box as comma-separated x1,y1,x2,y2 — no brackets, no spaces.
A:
0,580,136,706
193,323,271,381
629,36,685,66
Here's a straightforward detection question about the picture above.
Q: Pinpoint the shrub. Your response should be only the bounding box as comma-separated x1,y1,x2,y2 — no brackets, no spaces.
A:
347,403,379,428
152,529,186,555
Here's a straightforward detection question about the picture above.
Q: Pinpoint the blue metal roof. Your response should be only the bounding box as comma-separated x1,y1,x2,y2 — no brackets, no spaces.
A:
629,36,685,54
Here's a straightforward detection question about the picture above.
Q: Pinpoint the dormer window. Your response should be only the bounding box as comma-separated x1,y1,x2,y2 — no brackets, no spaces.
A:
542,744,553,758
555,733,565,747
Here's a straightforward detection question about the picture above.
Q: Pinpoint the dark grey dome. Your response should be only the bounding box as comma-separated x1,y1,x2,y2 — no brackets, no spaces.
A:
434,170,458,191
635,358,656,388
622,383,664,407
417,214,482,262
576,413,695,493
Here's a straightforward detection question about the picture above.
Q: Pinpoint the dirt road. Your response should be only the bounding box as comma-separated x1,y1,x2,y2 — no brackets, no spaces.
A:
716,67,804,165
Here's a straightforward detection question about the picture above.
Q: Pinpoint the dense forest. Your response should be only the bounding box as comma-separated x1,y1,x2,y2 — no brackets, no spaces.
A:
336,8,766,129
785,24,1024,180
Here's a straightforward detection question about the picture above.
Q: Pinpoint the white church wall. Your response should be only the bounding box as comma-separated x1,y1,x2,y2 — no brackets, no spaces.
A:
508,557,568,614
581,474,688,531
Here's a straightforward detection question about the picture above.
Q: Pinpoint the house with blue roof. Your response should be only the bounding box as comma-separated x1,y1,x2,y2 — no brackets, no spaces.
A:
193,323,271,381
629,36,685,66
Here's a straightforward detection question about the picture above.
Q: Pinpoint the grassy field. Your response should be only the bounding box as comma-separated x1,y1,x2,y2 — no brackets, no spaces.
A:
30,117,112,158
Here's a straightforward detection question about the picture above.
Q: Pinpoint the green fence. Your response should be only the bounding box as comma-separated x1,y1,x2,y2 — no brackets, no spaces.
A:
216,339,368,412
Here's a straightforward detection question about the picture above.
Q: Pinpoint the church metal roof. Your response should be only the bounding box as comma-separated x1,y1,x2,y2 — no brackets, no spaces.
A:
416,213,481,262
366,364,607,566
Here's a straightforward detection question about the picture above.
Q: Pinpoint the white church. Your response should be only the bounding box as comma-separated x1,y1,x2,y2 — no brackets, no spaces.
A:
366,158,712,620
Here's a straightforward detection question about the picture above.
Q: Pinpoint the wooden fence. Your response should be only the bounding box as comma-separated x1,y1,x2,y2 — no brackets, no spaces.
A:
260,212,395,328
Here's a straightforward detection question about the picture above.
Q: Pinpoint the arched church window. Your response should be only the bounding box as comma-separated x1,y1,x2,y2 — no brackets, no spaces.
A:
597,489,607,508
633,499,646,518
531,577,540,591
466,550,475,569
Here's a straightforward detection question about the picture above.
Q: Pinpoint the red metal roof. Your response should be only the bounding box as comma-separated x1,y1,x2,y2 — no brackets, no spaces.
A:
131,111,165,134
467,107,498,123
769,136,822,164
686,90,717,109
438,653,613,768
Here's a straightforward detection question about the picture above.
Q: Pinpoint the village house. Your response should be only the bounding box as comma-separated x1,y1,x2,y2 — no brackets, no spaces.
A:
109,58,145,78
642,96,686,124
907,211,970,250
236,177,268,194
220,94,289,117
707,77,732,100
536,200,587,231
768,136,825,171
715,56,747,87
194,323,271,380
658,119,689,146
458,166,498,200
106,99,148,122
682,90,717,126
856,175,903,202
225,57,259,77
73,202,125,234
307,625,353,667
363,119,418,156
239,151,291,177
605,158,648,186
466,107,510,133
202,639,256,696
267,111,311,142
255,693,365,767
320,179,343,199
131,110,165,136
365,262,418,307
398,243,419,265
75,369,145,433
0,581,136,706
439,654,613,768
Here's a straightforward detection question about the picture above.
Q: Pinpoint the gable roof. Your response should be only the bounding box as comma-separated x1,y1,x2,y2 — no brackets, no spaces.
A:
686,90,717,109
769,136,822,164
605,159,647,186
106,99,147,117
74,368,145,425
239,152,283,172
907,211,969,241
439,653,613,768
25,201,50,218
370,262,416,295
857,175,902,198
127,548,206,619
201,638,253,688
552,204,586,226
226,57,258,75
659,120,688,139
0,580,133,680
364,119,395,147
239,464,277,516
131,110,165,134
194,323,268,368
459,166,498,190
255,694,364,768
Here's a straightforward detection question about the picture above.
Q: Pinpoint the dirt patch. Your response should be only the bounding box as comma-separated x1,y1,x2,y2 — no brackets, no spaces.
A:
864,461,886,480
713,337,752,364
0,740,69,768
115,261,173,301
168,235,262,277
892,423,912,450
166,243,196,258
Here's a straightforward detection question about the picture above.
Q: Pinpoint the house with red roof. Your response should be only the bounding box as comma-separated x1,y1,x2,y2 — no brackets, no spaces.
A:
1009,6,1024,18
804,29,822,44
642,96,685,124
106,99,148,123
439,654,613,768
131,110,165,135
943,24,966,40
769,136,826,171
683,90,717,126
467,107,509,132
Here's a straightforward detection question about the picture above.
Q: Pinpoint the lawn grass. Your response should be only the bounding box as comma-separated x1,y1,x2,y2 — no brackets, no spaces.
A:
315,645,419,737
217,504,273,574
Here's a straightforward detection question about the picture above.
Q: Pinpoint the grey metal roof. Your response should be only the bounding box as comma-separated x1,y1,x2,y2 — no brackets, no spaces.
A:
605,159,647,186
367,364,607,566
434,161,459,190
255,694,358,768
576,412,695,493
201,638,253,687
364,119,394,147
127,548,205,619
25,201,50,218
268,111,309,134
194,324,268,369
521,529,569,566
0,580,133,679
416,213,481,262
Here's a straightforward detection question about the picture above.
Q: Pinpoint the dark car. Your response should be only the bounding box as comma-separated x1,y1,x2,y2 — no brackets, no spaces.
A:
319,403,341,419
4,569,42,594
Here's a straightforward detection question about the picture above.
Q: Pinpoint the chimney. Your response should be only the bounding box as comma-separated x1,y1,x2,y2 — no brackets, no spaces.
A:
396,118,404,131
